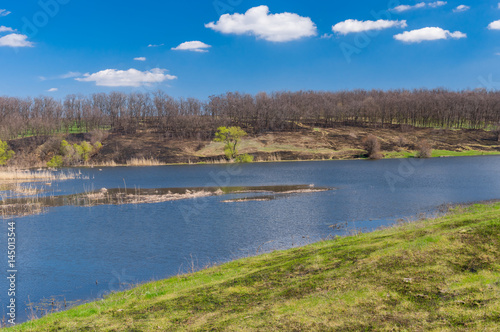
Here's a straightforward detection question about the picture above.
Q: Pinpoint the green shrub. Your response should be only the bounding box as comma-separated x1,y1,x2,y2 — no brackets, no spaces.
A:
60,140,70,154
47,155,63,168
214,126,247,160
235,154,254,163
80,141,93,161
223,146,233,160
53,139,100,166
73,143,84,161
0,140,14,165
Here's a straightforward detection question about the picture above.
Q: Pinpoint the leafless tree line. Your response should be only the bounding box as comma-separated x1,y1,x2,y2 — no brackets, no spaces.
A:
1,89,499,140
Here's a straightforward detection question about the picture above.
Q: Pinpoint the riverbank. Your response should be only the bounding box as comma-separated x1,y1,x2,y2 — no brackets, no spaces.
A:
5,124,500,167
9,202,500,331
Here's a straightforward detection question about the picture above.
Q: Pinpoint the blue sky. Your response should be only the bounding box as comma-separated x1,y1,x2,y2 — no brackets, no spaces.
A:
0,0,499,100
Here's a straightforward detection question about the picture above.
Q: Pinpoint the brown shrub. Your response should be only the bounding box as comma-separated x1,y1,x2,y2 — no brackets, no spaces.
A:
38,137,62,160
86,129,109,145
362,134,383,160
416,139,432,158
494,126,500,142
396,136,407,147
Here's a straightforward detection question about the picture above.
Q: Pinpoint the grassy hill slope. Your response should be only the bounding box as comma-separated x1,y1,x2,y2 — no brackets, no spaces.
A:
10,203,500,331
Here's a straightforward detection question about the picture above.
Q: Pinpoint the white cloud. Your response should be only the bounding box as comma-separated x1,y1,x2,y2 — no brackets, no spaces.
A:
488,20,500,30
391,1,446,12
428,1,447,8
332,19,407,35
453,5,470,12
75,68,177,87
0,26,14,33
134,57,146,61
0,33,34,47
0,9,11,17
47,88,58,92
391,2,426,12
172,41,212,53
147,43,164,47
498,3,500,9
205,5,317,42
394,27,466,43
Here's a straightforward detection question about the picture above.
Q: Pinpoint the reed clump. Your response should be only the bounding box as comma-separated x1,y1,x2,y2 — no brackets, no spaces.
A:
0,168,80,182
126,158,163,166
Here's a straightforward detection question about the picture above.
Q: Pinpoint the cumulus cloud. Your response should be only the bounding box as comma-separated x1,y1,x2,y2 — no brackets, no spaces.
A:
0,9,11,17
47,88,58,92
453,5,470,12
332,19,407,35
391,1,446,12
172,41,212,52
205,5,317,42
488,20,500,30
394,27,466,43
0,33,34,47
0,26,14,33
75,68,177,87
134,57,146,61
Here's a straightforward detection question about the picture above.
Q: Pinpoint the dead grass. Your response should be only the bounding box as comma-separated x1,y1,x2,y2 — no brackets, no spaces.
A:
126,158,163,166
0,202,44,218
0,168,81,182
87,160,119,167
11,184,41,196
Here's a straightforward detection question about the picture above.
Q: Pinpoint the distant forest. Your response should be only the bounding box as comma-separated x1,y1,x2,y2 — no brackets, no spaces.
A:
1,89,499,140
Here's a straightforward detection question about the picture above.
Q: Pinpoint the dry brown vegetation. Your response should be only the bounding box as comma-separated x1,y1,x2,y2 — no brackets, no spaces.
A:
3,123,500,167
417,139,433,158
0,185,330,218
0,168,80,182
85,124,500,164
126,157,163,166
362,134,382,159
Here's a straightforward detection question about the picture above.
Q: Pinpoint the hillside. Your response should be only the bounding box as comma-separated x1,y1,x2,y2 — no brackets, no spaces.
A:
10,202,500,331
6,124,500,167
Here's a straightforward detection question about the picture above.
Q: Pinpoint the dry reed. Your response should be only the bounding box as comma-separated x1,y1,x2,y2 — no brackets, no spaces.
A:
126,158,163,166
0,168,80,182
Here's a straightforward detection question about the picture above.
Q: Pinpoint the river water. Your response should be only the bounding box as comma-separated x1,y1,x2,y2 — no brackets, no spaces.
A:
1,156,500,324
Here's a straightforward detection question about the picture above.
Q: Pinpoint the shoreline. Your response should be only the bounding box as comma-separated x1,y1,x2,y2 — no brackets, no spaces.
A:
5,149,498,170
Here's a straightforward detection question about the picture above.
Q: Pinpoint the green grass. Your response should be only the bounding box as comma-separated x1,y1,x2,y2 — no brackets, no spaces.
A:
384,149,500,159
9,203,500,331
431,150,500,158
383,150,417,159
15,125,111,139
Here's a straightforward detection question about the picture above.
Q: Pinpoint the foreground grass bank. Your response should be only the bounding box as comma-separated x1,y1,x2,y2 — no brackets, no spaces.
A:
10,203,500,331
